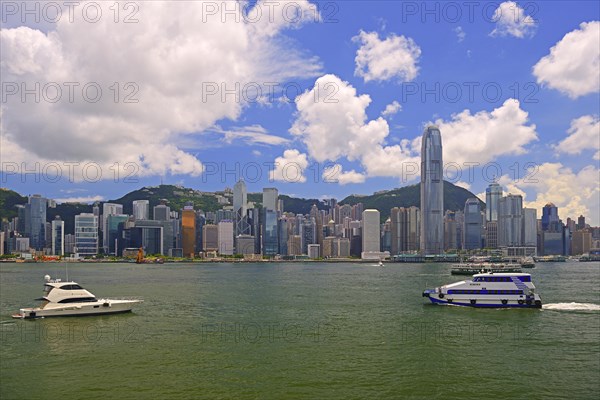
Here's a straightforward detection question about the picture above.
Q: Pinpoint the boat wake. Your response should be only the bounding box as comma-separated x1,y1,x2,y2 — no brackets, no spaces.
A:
543,302,600,311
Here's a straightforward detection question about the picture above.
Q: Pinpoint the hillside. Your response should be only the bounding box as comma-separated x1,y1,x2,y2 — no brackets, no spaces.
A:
0,188,27,221
340,181,484,220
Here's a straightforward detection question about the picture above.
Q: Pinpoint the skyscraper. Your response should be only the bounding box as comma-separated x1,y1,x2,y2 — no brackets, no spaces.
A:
218,220,234,255
102,203,123,253
262,188,278,212
75,213,98,256
420,125,444,255
51,216,64,256
498,194,523,247
26,195,47,251
132,200,150,220
463,198,482,250
181,205,196,257
522,208,537,247
485,182,503,222
541,203,560,232
361,209,380,258
233,179,249,236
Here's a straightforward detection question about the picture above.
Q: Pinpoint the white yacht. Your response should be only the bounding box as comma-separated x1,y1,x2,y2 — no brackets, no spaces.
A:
12,275,143,319
423,272,542,308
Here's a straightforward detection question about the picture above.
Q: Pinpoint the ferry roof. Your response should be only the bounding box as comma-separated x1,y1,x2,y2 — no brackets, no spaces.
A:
472,272,531,277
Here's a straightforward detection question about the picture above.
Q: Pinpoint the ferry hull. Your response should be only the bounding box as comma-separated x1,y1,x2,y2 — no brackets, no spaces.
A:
423,290,542,309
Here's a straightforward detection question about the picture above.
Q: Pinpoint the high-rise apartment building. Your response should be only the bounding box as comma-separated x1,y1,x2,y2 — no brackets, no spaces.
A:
361,209,380,258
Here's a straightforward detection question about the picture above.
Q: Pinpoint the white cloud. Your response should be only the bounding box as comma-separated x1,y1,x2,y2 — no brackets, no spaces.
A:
554,115,600,160
498,163,600,225
0,1,321,179
322,164,366,185
270,149,309,183
490,1,537,38
455,181,472,190
352,30,421,83
533,21,600,98
290,74,420,182
381,101,402,117
454,26,466,42
431,99,538,165
211,125,290,146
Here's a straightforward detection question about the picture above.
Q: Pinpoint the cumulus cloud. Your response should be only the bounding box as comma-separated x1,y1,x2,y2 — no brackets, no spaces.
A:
498,163,600,225
290,75,420,181
533,21,600,98
381,101,402,117
554,115,600,160
352,30,421,83
490,1,537,38
290,75,538,184
430,99,538,165
270,149,309,183
0,1,321,180
322,164,366,185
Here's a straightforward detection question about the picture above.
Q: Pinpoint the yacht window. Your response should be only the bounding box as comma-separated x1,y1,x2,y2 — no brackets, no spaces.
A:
60,284,83,290
58,297,97,303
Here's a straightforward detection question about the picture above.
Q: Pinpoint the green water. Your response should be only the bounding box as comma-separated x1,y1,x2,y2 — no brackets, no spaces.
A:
1,262,599,400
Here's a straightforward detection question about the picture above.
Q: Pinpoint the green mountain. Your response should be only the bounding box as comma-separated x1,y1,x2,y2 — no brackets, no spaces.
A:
340,181,484,221
109,185,221,215
0,188,27,221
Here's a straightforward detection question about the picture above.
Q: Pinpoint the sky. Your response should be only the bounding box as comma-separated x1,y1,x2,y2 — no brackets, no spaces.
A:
1,1,599,224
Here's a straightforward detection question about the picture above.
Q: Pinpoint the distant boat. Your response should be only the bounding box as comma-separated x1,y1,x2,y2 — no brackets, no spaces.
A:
451,262,522,275
378,260,384,267
521,257,535,268
12,275,142,319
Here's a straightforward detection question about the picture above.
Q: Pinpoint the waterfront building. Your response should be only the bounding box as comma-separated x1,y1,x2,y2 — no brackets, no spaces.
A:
101,203,123,253
202,224,218,253
262,209,279,256
236,234,255,255
218,220,234,255
51,216,64,256
75,213,98,256
541,203,560,232
107,214,129,255
181,206,196,257
572,230,592,255
307,244,320,259
362,209,381,259
420,126,444,255
234,180,250,236
287,235,302,256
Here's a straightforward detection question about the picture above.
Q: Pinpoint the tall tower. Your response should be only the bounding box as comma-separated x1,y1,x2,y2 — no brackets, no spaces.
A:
361,209,381,258
133,200,150,220
420,125,444,255
485,182,503,222
234,179,249,235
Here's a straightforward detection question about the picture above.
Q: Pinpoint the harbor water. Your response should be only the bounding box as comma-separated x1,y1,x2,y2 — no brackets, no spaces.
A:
1,261,599,399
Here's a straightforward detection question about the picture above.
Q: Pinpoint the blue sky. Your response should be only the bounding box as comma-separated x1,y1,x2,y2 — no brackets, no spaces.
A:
1,1,599,223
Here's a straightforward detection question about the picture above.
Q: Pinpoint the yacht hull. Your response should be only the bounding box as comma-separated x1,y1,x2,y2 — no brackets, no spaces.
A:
12,300,142,319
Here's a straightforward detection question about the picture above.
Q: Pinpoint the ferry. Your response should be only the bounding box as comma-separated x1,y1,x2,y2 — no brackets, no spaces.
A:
423,272,542,308
450,262,522,275
12,275,143,319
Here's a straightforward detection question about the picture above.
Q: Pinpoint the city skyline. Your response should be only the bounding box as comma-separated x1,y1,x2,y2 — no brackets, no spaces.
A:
0,1,598,226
